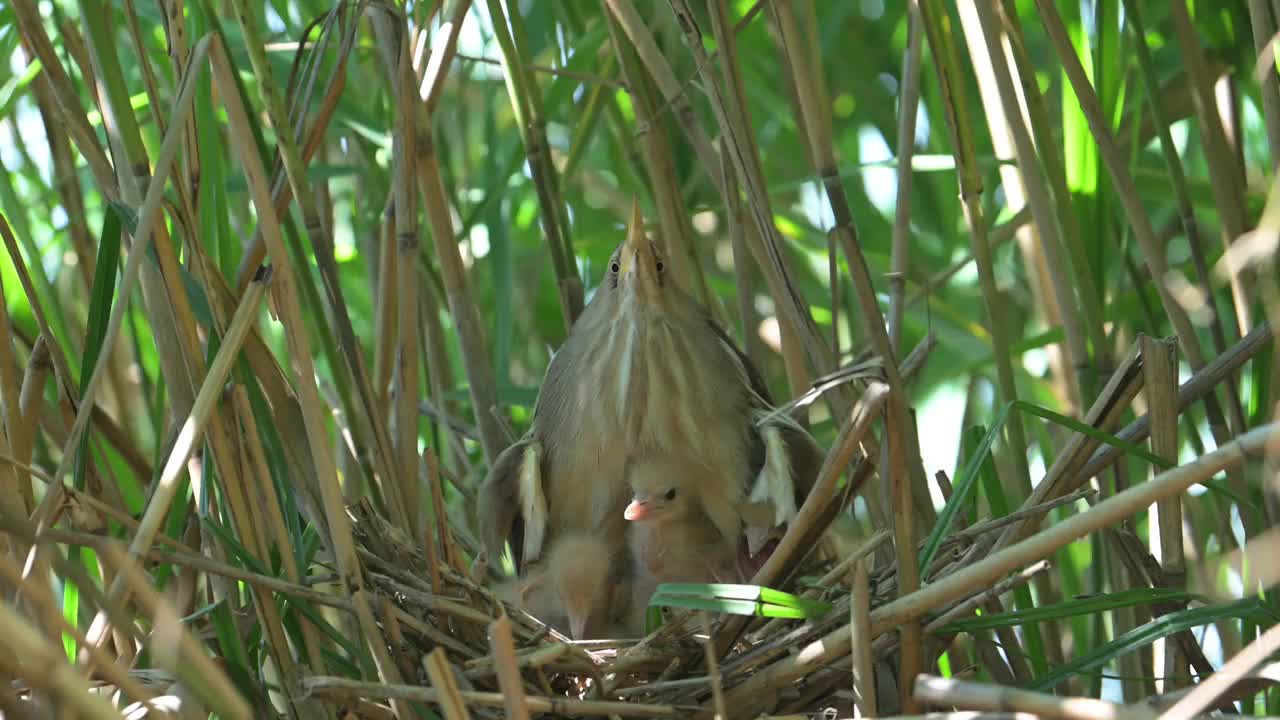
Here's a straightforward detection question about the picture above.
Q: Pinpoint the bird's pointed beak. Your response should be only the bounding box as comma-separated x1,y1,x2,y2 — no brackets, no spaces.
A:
624,499,650,521
616,200,661,296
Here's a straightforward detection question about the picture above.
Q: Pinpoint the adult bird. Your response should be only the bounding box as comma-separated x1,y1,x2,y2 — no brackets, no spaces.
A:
478,201,823,591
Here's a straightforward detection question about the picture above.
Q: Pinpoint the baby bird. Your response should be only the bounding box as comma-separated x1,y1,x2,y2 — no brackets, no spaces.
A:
497,532,633,640
623,458,743,588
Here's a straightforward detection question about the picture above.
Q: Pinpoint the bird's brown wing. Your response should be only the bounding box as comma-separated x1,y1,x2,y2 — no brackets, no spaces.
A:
704,315,775,407
477,437,535,572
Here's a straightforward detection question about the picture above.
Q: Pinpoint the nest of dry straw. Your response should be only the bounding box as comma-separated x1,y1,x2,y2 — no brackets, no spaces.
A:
319,501,879,719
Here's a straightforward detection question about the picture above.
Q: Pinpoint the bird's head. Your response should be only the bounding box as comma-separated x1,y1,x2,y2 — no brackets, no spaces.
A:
607,201,668,308
624,484,680,523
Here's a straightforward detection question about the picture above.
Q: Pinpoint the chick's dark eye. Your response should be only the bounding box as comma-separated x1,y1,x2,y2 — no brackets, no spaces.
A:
663,489,676,501
655,261,664,272
610,261,620,273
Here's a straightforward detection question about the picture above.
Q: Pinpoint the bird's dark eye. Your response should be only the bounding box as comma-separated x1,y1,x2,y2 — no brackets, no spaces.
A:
610,262,620,273
655,261,664,272
663,489,676,501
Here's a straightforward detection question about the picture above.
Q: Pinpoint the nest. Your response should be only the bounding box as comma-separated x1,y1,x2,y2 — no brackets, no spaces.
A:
325,492,935,719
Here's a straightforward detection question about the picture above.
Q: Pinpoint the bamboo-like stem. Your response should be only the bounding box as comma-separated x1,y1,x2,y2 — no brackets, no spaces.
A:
919,0,1034,499
850,555,876,718
0,600,130,720
392,26,422,538
43,33,209,515
304,675,681,716
1123,0,1247,432
668,0,844,408
10,0,116,194
1034,0,1258,538
710,420,1280,715
914,675,1156,720
489,615,533,720
888,3,923,356
486,0,582,330
996,0,1110,379
81,265,270,654
1247,0,1280,167
230,0,399,503
1141,335,1187,689
424,647,474,720
210,36,412,713
960,0,1092,409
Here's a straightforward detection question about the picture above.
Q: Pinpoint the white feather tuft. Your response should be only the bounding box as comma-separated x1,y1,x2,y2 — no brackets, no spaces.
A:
518,442,548,566
751,425,797,526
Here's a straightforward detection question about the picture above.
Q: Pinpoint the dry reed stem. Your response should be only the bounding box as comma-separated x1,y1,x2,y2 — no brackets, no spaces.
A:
711,420,1280,714
81,267,270,659
0,599,125,720
0,553,159,709
919,0,1035,502
961,0,1090,410
1162,622,1280,720
851,556,876,718
425,647,474,720
97,543,252,719
45,32,210,519
489,614,532,720
305,675,683,716
914,675,1156,720
1142,334,1187,689
1079,321,1273,480
393,22,423,539
210,35,411,706
888,2,923,355
10,0,116,193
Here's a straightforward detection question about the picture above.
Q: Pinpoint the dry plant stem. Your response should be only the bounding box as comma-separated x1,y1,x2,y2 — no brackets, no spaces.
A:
305,676,681,716
0,600,125,720
888,3,923,355
489,615,532,720
210,35,411,706
962,0,1090,409
770,3,933,701
700,613,728,720
0,554,159,708
1142,335,1187,688
46,34,209,501
97,543,252,719
1034,0,1256,532
914,675,1156,720
919,0,1033,498
1124,0,1246,431
10,0,116,193
851,556,876,718
486,0,581,328
1079,320,1273,480
392,31,422,538
425,648,474,720
43,527,354,611
1168,2,1249,247
672,0,844,406
603,9,708,309
80,268,270,657
708,420,1280,715
1163,622,1280,720
233,0,401,505
1247,0,1280,165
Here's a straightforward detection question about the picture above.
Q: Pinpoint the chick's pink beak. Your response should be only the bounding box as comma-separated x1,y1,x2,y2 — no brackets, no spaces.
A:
624,499,649,521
